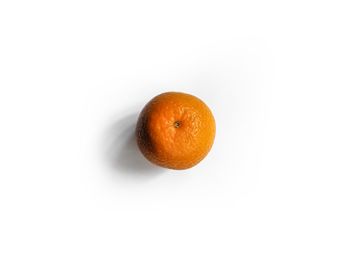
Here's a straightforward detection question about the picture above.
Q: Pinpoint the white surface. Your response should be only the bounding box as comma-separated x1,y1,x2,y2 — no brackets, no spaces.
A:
1,0,350,262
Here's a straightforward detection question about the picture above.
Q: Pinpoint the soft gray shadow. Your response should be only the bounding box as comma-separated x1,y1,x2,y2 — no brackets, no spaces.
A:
105,113,164,179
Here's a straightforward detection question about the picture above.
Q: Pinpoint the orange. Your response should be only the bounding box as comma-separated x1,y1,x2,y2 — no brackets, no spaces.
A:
136,92,216,170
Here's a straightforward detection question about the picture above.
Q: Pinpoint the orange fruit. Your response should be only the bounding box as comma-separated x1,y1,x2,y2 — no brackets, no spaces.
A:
136,92,216,170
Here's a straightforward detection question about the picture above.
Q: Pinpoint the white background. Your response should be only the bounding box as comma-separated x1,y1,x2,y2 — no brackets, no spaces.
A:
0,0,349,262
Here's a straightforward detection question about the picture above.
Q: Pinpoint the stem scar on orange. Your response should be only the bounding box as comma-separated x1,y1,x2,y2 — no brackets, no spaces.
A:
136,92,216,170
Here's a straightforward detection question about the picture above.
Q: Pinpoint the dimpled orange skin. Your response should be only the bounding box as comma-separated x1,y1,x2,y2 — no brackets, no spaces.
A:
136,92,216,170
